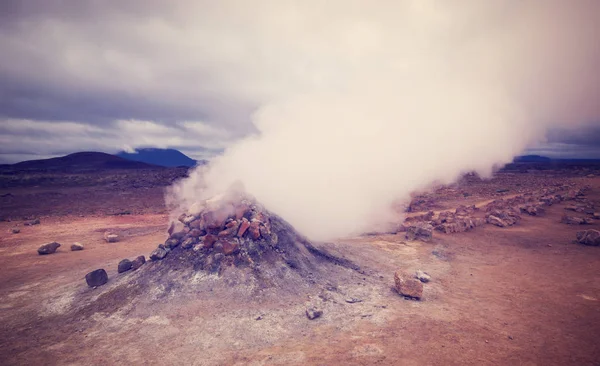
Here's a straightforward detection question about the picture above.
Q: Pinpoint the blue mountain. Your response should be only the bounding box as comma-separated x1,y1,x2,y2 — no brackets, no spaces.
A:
117,148,198,167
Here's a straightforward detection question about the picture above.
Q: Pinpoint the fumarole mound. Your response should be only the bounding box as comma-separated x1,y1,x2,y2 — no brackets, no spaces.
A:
138,189,360,293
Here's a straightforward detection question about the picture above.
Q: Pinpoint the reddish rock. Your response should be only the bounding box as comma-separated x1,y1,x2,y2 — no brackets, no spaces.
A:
202,234,217,248
249,221,261,240
394,270,423,299
220,238,240,255
237,218,250,237
218,220,240,238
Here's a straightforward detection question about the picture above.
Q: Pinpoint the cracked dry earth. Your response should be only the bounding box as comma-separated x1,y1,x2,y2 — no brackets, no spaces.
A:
1,178,600,365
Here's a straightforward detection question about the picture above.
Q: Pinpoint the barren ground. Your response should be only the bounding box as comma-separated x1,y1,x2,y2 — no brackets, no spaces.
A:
0,170,599,365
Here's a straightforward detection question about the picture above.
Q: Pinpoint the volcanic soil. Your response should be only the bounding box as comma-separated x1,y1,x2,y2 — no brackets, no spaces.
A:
1,170,599,365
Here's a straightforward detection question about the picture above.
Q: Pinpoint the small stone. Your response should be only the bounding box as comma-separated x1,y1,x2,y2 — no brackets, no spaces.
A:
104,232,119,243
415,270,431,283
70,243,84,251
345,298,362,304
24,218,40,226
306,307,323,320
11,228,20,234
85,269,108,287
38,242,61,255
150,246,169,260
118,259,132,273
131,255,146,270
394,270,423,299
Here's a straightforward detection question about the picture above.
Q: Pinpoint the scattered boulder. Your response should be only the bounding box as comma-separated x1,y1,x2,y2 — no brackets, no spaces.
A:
11,228,20,234
38,242,61,255
85,269,108,287
24,218,40,226
415,270,431,283
70,243,84,251
150,245,169,260
118,259,133,273
394,270,423,299
576,230,600,246
104,232,119,243
561,215,593,225
405,223,433,242
306,307,323,320
131,255,146,270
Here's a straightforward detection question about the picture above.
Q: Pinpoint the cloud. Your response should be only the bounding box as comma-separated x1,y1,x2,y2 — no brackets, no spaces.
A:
164,0,600,240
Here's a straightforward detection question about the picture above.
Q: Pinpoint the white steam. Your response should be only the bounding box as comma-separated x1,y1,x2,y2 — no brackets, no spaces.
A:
168,0,600,240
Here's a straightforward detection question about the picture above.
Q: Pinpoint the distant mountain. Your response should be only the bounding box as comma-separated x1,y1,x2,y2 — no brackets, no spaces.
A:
117,148,198,167
512,155,552,163
0,152,160,172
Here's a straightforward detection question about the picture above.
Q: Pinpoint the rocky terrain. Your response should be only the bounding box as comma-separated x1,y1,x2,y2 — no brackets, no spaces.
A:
1,166,600,365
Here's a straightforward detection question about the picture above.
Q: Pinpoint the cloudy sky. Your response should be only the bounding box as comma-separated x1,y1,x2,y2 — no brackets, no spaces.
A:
1,0,599,164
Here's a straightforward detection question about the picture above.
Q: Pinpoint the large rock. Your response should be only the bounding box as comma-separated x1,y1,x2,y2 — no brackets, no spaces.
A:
85,269,108,287
405,223,433,242
131,255,146,270
118,259,133,273
150,245,169,260
38,242,61,255
394,270,423,299
70,243,84,251
576,230,600,246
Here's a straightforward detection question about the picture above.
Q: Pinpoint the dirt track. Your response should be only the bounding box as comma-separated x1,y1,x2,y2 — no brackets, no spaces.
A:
0,179,599,365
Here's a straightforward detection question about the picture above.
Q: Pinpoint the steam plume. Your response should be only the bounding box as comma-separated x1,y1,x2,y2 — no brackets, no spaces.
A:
168,0,600,239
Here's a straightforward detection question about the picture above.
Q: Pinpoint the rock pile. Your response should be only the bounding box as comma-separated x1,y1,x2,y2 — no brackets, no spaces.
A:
146,189,347,279
433,206,486,234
